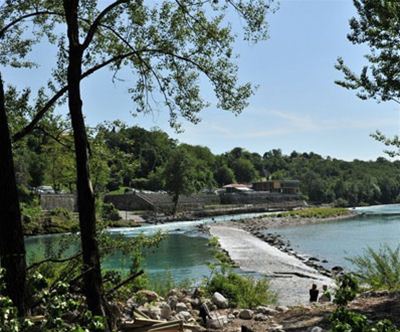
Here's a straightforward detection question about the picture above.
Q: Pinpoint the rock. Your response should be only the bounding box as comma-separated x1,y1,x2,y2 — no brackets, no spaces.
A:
168,295,178,310
232,309,240,317
228,314,236,320
331,266,344,274
176,311,192,322
276,305,289,312
255,306,278,315
176,302,188,313
160,302,172,319
207,316,228,329
212,292,229,309
308,257,320,262
167,289,179,297
137,290,159,303
239,309,253,320
254,313,269,321
148,307,161,320
309,327,324,332
270,323,284,331
189,297,200,308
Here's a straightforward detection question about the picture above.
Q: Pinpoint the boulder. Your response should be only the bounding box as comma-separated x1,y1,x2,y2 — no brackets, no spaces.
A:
309,327,324,332
176,302,188,313
212,292,229,309
148,307,161,320
137,290,159,303
160,302,172,319
207,316,228,329
255,306,278,315
176,311,192,322
167,295,178,310
239,309,253,320
276,305,289,312
254,313,269,321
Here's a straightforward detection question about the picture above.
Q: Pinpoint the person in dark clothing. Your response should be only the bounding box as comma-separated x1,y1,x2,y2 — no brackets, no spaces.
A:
199,301,212,325
309,284,319,302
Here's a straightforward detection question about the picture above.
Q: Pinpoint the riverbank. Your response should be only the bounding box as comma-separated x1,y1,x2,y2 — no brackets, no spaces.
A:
233,208,357,231
209,225,334,306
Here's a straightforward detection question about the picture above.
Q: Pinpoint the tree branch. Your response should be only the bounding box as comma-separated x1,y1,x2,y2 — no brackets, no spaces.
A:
13,51,138,142
27,251,82,271
105,270,144,297
81,0,129,50
0,11,62,38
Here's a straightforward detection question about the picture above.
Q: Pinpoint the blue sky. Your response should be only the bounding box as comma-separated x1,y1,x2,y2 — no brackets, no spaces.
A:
6,0,400,161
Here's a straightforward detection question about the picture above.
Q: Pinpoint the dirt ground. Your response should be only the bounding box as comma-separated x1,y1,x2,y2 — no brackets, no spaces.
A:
218,291,400,332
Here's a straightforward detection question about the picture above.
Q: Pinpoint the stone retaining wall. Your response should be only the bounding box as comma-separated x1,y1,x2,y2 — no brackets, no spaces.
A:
40,194,77,211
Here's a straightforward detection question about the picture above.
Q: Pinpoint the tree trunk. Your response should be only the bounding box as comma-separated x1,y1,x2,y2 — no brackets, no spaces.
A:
172,193,179,215
0,73,26,315
63,0,106,317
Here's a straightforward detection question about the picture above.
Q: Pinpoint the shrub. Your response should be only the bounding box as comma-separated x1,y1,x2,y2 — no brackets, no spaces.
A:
347,245,400,291
205,271,276,308
101,202,121,221
50,207,72,219
330,273,399,332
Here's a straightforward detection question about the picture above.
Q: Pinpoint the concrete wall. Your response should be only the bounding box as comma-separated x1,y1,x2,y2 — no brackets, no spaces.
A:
40,191,302,213
103,192,220,212
104,193,153,211
40,194,77,211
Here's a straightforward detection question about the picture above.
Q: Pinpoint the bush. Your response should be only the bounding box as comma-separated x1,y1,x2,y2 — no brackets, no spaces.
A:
347,245,400,291
101,202,121,221
334,198,349,207
330,273,399,332
50,207,72,219
205,271,276,308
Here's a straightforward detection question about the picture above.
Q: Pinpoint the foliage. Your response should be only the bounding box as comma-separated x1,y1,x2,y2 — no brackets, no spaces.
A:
147,271,193,298
20,203,79,235
204,236,275,308
275,207,350,219
335,1,400,159
0,268,106,331
334,273,359,306
101,202,121,222
348,245,400,291
335,0,400,104
205,271,275,308
330,273,398,332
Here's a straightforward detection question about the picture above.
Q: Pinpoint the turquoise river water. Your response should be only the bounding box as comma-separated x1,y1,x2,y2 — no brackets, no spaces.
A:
271,204,400,270
25,205,400,282
25,212,270,282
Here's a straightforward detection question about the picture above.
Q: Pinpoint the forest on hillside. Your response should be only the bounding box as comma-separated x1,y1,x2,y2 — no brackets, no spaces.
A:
13,118,400,207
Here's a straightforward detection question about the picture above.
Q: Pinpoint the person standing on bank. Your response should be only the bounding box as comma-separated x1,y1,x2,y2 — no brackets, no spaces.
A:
309,284,319,302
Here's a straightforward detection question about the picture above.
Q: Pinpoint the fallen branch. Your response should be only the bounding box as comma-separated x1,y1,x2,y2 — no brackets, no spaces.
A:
105,270,144,297
27,251,82,271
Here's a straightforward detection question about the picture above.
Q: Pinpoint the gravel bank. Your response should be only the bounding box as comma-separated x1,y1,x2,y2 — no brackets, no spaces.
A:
209,225,334,306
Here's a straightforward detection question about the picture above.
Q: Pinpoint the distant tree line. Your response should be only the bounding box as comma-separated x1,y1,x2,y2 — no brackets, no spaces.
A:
15,120,400,208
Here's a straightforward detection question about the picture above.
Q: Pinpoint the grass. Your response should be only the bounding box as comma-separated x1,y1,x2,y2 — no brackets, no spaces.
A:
348,245,400,291
274,207,350,219
147,271,193,297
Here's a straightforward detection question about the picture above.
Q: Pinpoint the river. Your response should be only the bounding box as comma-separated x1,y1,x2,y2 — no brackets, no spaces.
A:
270,204,400,270
26,205,400,282
25,211,271,283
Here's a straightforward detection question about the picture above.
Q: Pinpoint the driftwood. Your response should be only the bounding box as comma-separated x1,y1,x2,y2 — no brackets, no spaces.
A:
120,308,202,332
